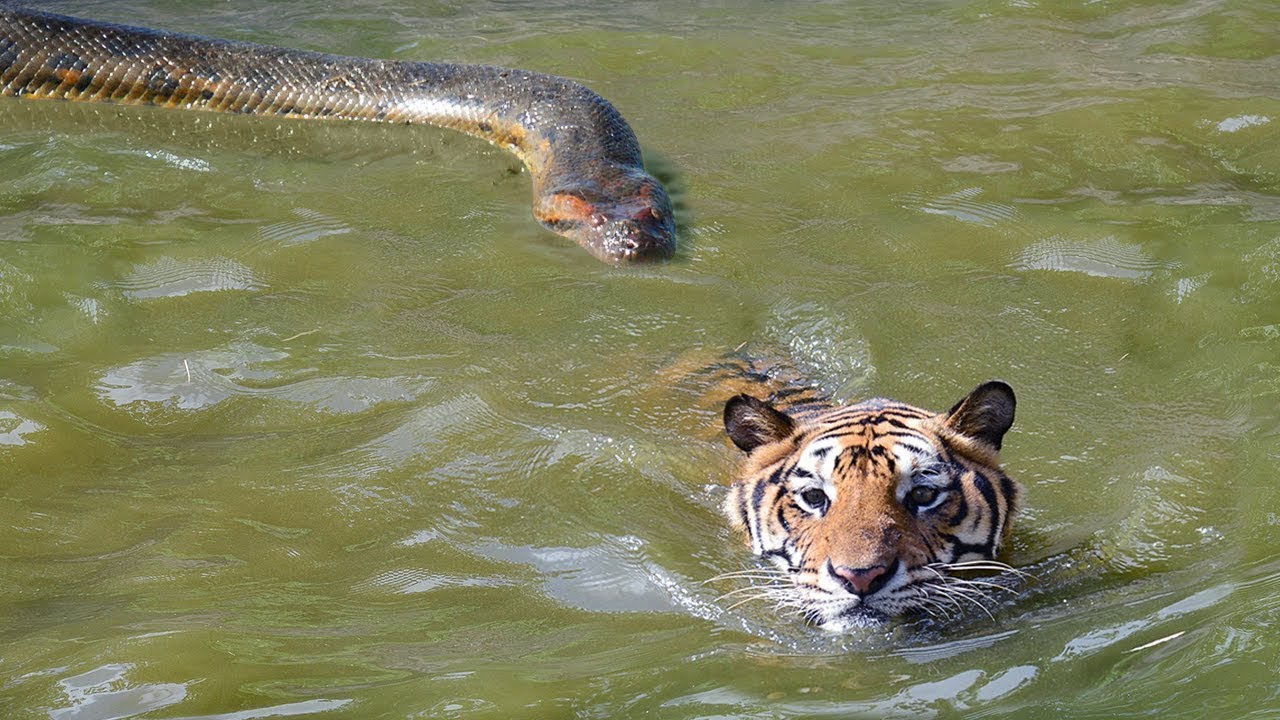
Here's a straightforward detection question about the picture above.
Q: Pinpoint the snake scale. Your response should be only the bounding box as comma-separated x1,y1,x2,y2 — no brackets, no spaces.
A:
0,4,676,263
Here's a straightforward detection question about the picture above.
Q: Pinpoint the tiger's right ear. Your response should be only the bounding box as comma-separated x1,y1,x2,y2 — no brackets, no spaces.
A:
724,395,796,452
944,380,1016,451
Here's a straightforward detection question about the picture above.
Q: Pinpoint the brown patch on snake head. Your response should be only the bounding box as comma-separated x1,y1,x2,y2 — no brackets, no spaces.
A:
535,191,599,229
532,171,676,263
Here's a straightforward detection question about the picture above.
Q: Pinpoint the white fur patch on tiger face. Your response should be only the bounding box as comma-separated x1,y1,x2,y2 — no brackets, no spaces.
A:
891,438,939,479
786,438,841,505
891,439,950,507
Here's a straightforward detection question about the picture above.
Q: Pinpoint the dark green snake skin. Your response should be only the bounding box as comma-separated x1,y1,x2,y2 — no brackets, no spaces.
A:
0,4,676,263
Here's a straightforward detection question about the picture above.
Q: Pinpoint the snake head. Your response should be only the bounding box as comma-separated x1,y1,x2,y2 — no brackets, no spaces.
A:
537,169,676,264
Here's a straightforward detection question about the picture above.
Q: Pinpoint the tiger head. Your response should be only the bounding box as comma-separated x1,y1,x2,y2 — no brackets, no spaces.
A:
721,381,1020,631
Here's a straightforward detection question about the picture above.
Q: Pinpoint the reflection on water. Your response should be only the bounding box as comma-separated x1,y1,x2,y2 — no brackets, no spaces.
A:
3,0,1280,717
50,664,187,720
0,409,43,446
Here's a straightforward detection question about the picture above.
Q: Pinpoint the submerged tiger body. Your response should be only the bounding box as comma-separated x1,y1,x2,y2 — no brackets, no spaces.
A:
700,352,1021,630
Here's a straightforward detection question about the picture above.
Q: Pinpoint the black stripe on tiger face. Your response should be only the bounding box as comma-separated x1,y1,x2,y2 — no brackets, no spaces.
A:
732,464,793,556
946,537,996,562
821,402,931,422
813,415,920,440
970,469,1001,552
947,490,970,528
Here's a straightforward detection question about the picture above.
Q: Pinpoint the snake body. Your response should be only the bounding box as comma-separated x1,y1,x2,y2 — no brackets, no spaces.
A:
0,4,675,263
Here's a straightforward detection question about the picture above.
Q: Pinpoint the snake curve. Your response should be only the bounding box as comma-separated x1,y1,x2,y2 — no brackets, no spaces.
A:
0,4,676,263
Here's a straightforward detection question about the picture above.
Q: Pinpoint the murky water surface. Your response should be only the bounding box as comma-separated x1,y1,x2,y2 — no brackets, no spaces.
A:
4,1,1280,717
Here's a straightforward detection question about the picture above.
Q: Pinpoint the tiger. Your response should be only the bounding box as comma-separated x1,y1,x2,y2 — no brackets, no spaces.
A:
701,353,1021,631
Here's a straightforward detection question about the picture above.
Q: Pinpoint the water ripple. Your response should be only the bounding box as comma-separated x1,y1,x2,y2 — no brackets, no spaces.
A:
902,187,1021,227
1012,235,1169,280
96,342,430,413
767,300,876,400
113,256,264,299
256,207,352,248
111,147,214,173
470,535,690,614
351,567,504,595
166,699,353,720
0,258,35,315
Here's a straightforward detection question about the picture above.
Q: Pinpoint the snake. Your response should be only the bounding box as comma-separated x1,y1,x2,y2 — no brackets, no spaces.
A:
0,4,676,263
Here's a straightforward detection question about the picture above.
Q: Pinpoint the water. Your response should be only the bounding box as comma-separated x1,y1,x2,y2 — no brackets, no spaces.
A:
3,0,1280,717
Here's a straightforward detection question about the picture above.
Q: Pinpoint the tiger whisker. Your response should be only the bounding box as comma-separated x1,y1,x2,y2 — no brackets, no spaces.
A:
924,595,955,616
921,578,990,599
703,576,789,588
929,579,995,600
922,567,1014,592
933,593,995,623
936,561,1037,581
918,569,991,602
939,559,1020,571
701,570,790,584
939,577,1017,594
913,596,947,621
913,586,962,614
705,566,789,576
724,592,788,611
922,565,948,581
800,606,827,625
925,584,996,621
713,583,789,602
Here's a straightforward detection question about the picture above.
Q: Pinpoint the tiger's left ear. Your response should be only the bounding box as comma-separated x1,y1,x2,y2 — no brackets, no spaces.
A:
724,394,796,452
944,381,1016,450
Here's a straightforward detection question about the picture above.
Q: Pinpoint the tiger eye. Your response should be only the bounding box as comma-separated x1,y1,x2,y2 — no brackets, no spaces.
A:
798,488,828,511
908,486,940,507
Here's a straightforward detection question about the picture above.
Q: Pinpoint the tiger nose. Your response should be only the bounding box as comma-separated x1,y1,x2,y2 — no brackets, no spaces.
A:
831,562,891,597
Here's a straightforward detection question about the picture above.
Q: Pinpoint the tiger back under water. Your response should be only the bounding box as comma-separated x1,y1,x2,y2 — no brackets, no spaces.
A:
720,376,1021,631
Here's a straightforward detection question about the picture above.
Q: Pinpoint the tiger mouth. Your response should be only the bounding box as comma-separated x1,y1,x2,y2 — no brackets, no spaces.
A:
795,589,895,629
817,604,890,631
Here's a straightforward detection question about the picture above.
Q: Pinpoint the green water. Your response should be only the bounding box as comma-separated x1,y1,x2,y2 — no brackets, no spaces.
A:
3,0,1280,717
